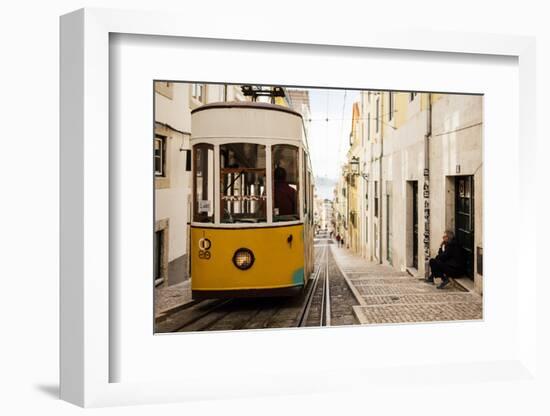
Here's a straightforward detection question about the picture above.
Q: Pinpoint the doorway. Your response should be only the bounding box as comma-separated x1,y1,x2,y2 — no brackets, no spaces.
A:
455,176,474,279
386,182,392,265
154,229,165,286
411,181,419,269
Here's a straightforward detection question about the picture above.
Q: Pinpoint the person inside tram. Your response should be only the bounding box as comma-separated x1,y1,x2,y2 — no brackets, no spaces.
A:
427,230,464,289
273,166,297,217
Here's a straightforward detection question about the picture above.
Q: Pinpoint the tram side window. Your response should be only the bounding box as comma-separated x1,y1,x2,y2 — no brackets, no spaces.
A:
272,145,299,222
304,166,310,218
303,150,307,216
193,144,215,223
308,173,313,224
220,143,267,223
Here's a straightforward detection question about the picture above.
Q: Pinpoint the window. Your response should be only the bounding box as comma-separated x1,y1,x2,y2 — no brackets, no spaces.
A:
272,144,299,222
376,97,380,133
389,92,394,121
191,83,205,102
193,144,214,223
220,143,266,223
367,113,371,141
154,135,166,176
303,150,307,215
309,176,314,224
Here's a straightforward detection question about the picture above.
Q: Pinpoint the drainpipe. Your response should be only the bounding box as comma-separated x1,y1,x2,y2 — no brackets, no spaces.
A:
423,94,432,277
378,93,384,264
343,173,350,248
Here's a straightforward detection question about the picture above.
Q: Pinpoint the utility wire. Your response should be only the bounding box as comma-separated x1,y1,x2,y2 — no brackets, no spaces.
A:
432,122,482,137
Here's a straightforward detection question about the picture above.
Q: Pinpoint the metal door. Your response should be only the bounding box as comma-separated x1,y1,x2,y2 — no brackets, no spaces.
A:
455,176,474,278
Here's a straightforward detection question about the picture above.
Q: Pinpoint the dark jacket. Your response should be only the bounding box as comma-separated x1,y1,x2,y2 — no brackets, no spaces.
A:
274,181,297,216
435,240,464,274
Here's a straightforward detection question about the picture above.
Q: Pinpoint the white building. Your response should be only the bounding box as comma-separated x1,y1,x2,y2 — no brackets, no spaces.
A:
154,82,246,287
344,91,483,294
286,89,312,139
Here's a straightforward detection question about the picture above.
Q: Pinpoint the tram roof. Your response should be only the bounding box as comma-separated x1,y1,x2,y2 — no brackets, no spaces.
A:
191,101,303,119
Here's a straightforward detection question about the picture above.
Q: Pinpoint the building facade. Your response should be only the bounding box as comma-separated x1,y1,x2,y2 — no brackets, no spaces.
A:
339,91,483,294
154,82,246,287
314,196,334,233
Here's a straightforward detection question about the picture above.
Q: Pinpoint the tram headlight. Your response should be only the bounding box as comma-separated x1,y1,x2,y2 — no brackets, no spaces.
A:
232,248,255,270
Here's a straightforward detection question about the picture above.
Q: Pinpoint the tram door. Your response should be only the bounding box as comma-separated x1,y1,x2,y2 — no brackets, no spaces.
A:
455,176,474,278
412,181,418,269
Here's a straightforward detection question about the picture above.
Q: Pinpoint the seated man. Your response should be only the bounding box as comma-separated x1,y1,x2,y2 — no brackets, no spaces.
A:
427,230,464,289
273,166,297,217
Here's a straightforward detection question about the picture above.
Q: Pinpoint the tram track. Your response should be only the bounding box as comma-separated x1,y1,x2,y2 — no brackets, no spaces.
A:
299,238,332,327
297,245,325,327
161,233,339,333
173,299,234,332
320,245,331,326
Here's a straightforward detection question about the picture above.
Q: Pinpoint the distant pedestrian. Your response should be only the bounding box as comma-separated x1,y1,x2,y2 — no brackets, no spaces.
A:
426,230,464,289
341,237,345,248
336,233,341,247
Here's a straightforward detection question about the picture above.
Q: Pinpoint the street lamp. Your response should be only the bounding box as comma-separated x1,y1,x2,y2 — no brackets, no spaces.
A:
349,156,360,176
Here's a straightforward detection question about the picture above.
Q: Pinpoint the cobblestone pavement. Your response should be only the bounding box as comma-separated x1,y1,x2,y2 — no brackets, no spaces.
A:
330,245,483,325
154,279,192,318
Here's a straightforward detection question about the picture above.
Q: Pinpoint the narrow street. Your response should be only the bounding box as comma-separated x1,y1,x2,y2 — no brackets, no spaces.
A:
156,230,482,333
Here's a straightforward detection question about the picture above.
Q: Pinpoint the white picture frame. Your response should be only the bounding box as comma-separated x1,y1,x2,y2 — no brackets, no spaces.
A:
60,8,540,408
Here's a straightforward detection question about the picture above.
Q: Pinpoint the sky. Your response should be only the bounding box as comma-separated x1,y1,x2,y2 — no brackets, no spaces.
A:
303,88,360,199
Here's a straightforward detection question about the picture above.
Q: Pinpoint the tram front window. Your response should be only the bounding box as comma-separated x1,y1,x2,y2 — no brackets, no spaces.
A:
193,144,215,223
220,143,267,223
272,145,299,222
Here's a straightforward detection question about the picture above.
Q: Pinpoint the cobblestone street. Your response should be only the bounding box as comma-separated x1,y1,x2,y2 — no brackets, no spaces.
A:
330,244,483,325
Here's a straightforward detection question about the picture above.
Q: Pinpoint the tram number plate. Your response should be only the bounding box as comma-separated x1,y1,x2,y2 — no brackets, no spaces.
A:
198,250,211,260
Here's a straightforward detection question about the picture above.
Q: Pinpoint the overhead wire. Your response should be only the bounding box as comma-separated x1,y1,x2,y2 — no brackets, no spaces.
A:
336,90,347,176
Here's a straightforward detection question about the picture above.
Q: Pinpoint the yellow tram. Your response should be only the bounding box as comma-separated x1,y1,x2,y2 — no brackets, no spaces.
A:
190,101,315,298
